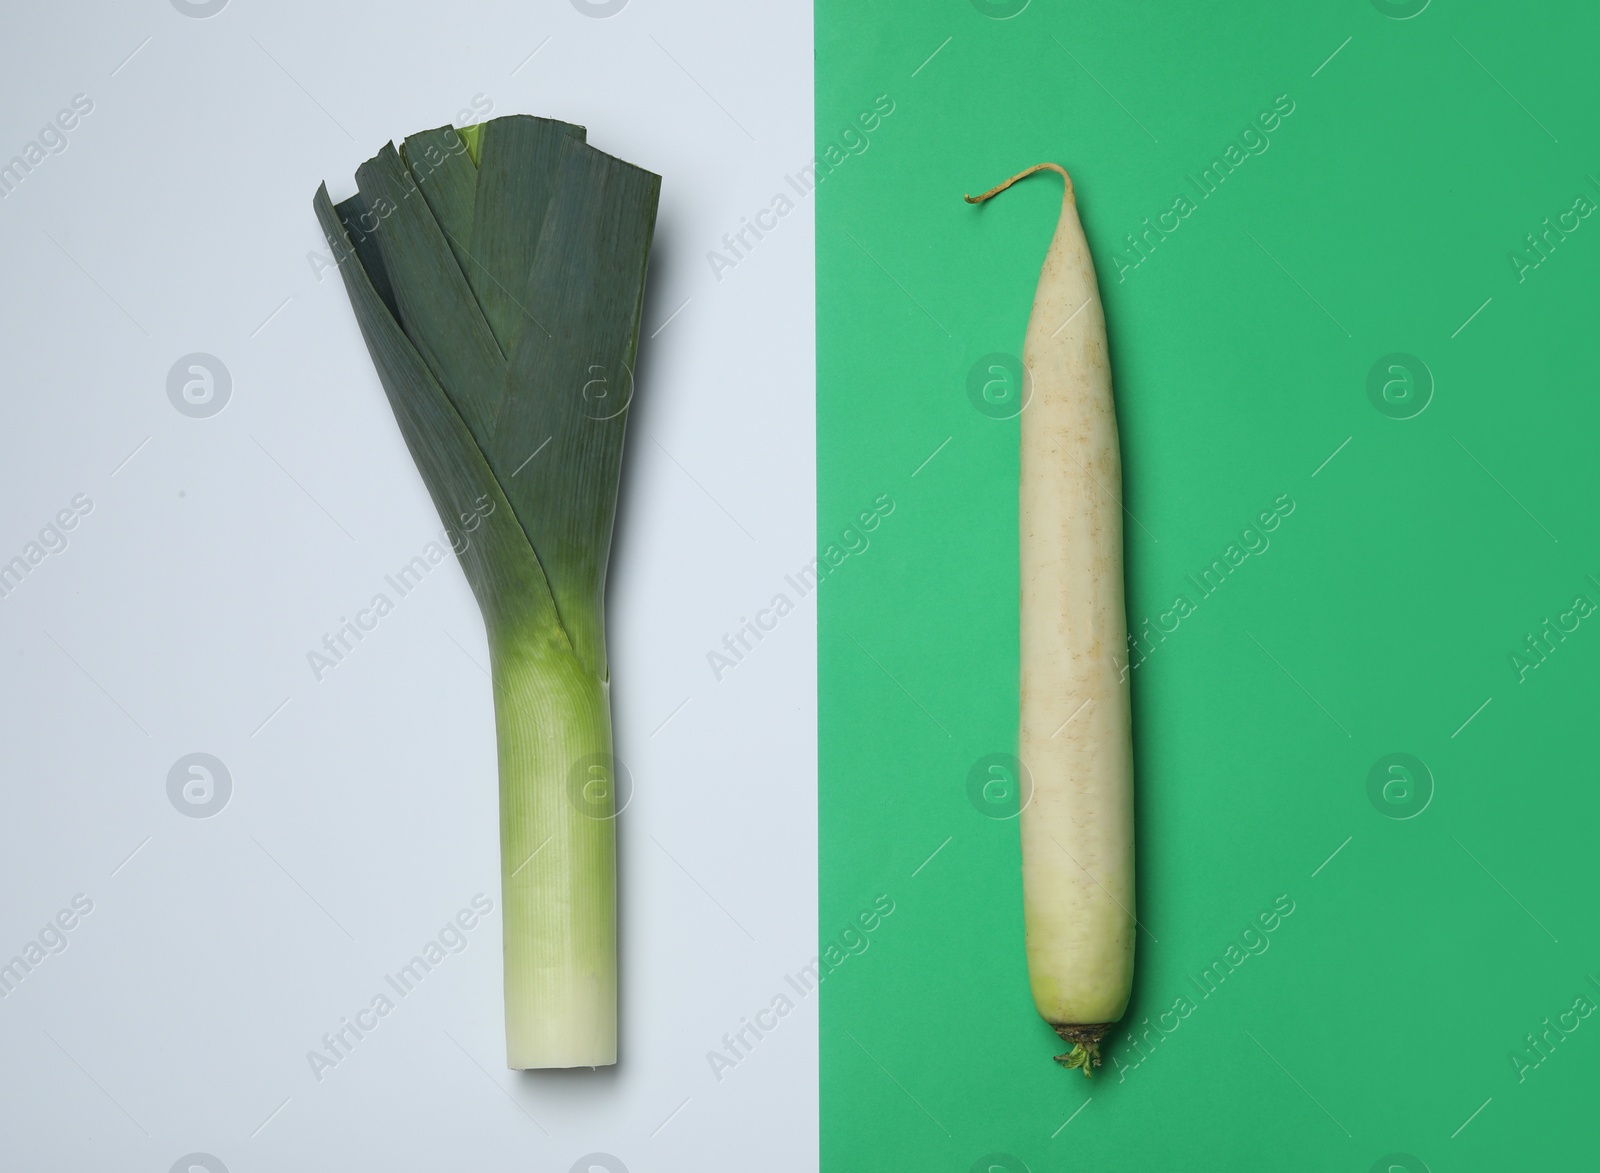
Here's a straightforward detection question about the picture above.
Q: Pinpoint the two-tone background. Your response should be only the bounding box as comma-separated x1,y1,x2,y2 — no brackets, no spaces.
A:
3,0,1596,1170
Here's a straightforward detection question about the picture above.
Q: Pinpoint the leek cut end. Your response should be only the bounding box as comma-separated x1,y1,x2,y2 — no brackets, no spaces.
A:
506,993,617,1069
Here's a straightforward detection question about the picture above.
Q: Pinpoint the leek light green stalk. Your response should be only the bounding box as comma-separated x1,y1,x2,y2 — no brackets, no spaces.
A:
313,115,660,1069
967,164,1136,1076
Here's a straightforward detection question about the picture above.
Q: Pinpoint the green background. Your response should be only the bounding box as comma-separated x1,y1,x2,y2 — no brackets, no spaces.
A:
817,1,1600,1169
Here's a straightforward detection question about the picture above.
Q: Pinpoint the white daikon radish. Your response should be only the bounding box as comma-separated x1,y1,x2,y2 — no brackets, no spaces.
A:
966,164,1136,1076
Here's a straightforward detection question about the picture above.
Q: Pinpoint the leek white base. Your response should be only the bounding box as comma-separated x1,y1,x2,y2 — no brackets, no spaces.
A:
494,636,617,1069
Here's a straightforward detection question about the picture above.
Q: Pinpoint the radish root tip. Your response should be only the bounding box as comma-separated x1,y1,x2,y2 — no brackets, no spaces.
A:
1052,1023,1111,1077
1055,1041,1100,1076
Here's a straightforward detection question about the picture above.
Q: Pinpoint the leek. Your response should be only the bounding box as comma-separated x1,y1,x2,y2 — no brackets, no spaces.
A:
313,115,660,1069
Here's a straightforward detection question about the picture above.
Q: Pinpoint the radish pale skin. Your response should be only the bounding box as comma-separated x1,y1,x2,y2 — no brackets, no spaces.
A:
967,164,1136,1076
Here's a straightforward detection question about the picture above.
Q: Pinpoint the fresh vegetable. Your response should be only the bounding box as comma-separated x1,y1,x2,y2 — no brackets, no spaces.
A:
313,115,660,1069
966,164,1136,1075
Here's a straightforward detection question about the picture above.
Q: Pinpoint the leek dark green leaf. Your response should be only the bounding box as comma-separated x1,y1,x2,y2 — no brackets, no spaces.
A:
493,135,660,677
467,116,583,355
313,115,660,1069
400,126,480,280
355,143,506,443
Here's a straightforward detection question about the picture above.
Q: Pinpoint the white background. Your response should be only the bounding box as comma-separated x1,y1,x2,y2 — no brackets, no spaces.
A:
0,1,815,1169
